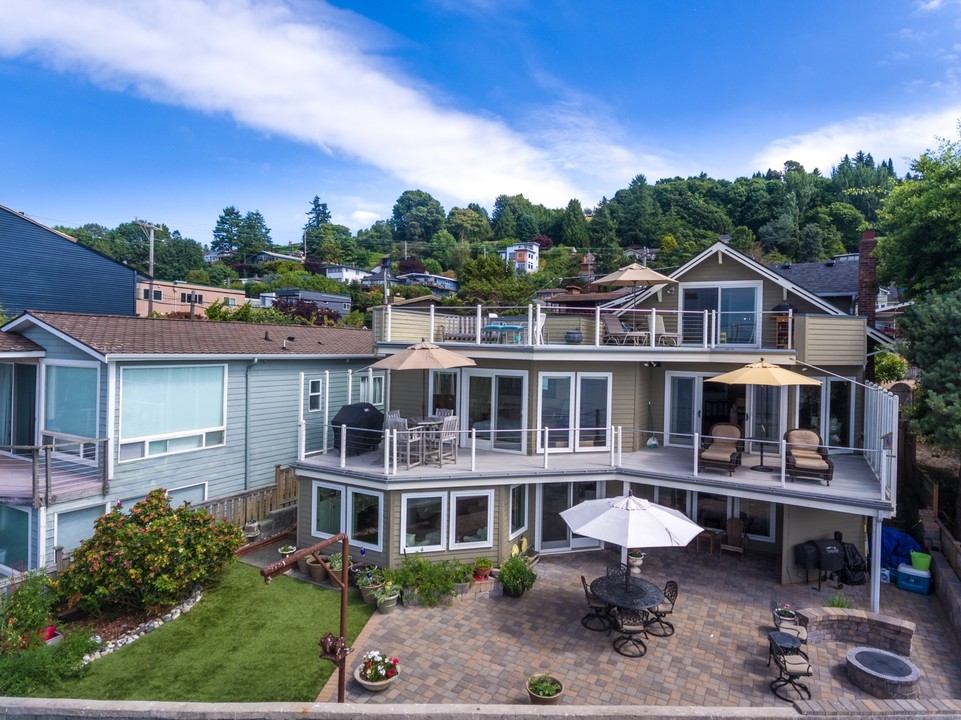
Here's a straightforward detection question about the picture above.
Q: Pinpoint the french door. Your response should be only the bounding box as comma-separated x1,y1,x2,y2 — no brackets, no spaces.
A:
537,481,603,551
464,370,526,452
796,378,853,453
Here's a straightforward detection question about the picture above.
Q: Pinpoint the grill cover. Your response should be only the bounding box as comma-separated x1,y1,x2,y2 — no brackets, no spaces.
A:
331,403,385,455
813,539,845,572
795,541,819,570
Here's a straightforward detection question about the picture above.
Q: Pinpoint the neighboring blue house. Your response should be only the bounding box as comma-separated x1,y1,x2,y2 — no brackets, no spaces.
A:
0,311,379,576
0,204,137,316
398,273,460,296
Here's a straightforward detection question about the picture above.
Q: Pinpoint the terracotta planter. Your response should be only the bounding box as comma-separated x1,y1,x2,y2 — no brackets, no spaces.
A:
306,556,328,582
527,675,563,705
296,556,311,575
354,664,399,692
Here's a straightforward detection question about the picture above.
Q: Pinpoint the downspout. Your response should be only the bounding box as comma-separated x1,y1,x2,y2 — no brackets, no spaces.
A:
245,358,258,490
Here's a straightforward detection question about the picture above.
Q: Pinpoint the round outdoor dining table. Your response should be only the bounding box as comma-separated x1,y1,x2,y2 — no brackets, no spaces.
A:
590,574,664,610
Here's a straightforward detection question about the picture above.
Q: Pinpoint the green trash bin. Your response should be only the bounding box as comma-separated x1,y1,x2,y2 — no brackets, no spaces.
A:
911,551,932,571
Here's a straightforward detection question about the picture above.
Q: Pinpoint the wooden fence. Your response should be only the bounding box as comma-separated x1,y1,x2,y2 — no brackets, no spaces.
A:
189,465,298,526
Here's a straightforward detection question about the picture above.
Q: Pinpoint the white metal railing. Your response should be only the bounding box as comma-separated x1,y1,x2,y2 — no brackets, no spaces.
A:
373,304,795,351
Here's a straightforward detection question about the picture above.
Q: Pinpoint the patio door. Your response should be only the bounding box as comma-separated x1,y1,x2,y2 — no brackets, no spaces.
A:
465,370,526,452
795,378,853,454
537,481,603,552
0,364,36,457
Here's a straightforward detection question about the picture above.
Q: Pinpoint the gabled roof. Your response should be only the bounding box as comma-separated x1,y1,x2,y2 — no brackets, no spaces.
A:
3,312,375,361
0,331,43,354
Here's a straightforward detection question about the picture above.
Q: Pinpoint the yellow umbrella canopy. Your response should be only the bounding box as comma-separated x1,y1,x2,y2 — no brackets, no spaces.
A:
591,263,677,289
368,341,476,371
708,359,821,387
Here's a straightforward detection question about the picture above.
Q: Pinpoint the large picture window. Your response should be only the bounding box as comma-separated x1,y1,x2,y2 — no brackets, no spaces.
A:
44,363,98,438
313,483,343,537
450,491,492,548
401,493,446,552
348,488,383,551
119,365,226,461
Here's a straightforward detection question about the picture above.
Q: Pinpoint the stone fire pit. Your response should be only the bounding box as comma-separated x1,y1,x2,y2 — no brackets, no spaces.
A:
846,646,921,699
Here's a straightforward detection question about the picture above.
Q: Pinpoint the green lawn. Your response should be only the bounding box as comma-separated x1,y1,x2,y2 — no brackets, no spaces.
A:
40,561,374,702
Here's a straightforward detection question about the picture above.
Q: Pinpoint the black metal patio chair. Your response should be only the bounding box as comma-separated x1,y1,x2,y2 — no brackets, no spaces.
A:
645,580,678,637
768,634,813,701
612,607,649,658
580,575,613,632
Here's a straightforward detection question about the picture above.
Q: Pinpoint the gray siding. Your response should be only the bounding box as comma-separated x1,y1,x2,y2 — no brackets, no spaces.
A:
0,206,137,316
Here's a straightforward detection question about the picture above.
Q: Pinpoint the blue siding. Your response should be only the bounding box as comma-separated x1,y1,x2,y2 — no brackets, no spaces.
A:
0,206,137,316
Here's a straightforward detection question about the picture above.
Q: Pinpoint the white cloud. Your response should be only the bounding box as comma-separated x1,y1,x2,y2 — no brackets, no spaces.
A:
750,108,961,176
0,0,587,209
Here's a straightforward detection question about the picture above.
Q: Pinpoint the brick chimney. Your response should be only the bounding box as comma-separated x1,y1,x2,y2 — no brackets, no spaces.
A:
857,230,878,328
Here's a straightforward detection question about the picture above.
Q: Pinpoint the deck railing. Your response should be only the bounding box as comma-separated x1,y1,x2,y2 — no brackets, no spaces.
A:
373,304,795,351
0,438,109,507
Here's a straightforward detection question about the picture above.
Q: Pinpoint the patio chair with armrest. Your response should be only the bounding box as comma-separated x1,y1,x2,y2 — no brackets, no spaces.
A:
770,600,807,643
387,417,423,470
698,423,743,476
612,607,649,657
580,575,613,632
645,580,678,637
651,313,680,346
784,428,834,486
768,635,813,701
427,414,458,467
601,313,650,346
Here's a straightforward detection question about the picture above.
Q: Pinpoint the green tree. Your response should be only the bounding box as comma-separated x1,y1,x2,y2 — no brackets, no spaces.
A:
559,199,589,250
236,210,271,262
607,175,661,248
154,232,205,281
825,202,866,252
391,190,446,246
458,254,531,305
446,207,493,244
729,225,756,255
830,152,897,222
877,135,961,298
212,206,244,256
898,290,961,463
587,204,622,274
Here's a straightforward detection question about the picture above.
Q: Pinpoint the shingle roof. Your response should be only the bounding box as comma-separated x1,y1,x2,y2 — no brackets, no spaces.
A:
769,259,859,297
0,331,43,353
22,312,375,357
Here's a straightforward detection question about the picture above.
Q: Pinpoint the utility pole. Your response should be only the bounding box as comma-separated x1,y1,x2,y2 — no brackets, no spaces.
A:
135,220,158,316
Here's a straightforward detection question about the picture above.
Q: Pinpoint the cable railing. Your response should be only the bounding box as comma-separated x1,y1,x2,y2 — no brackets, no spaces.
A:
0,438,109,507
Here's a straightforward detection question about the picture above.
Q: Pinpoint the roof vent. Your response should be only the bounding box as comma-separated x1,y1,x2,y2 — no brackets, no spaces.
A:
781,262,792,269
825,260,836,267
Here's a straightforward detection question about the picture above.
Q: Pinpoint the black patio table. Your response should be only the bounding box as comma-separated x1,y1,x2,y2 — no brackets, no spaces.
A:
590,574,664,611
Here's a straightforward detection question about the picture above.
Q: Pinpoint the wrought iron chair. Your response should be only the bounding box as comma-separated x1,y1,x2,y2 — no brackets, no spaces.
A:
645,580,678,637
606,562,628,580
612,607,649,657
580,575,612,632
768,634,813,701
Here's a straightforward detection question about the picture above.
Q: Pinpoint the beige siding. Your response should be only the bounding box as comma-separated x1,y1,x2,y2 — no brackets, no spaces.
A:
795,316,866,365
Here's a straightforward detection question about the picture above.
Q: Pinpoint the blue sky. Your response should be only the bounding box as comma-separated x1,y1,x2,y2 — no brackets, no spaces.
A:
1,0,960,248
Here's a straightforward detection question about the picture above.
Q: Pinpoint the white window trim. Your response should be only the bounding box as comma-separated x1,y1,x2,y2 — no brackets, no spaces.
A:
117,364,227,463
347,487,384,552
308,378,323,413
358,374,385,407
310,481,345,539
735,498,776,543
449,489,494,550
536,371,612,453
678,280,763,347
53,501,111,553
40,359,101,465
400,491,447,553
509,484,528,540
118,481,208,512
536,371,574,452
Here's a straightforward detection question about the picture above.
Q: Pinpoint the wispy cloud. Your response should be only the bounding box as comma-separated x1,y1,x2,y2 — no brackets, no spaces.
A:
751,109,961,175
0,0,593,208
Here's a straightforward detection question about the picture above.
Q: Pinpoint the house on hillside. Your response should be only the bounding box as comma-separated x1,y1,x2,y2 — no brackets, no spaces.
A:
398,273,460,297
0,312,378,576
498,242,540,275
290,239,898,612
136,278,248,317
322,265,372,285
0,204,137,316
260,289,352,316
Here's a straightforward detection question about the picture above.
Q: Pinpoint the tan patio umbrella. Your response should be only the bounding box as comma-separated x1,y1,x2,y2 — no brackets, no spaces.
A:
708,359,820,470
708,358,821,387
591,262,677,291
368,340,475,416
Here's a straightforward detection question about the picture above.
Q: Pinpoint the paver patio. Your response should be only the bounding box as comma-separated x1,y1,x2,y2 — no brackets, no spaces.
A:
306,546,961,707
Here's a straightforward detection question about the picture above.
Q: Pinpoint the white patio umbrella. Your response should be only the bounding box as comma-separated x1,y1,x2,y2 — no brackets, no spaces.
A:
560,491,703,550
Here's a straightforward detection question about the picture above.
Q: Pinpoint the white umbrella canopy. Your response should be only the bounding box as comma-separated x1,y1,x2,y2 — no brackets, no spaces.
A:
368,341,476,371
708,358,821,387
591,263,677,289
560,492,703,549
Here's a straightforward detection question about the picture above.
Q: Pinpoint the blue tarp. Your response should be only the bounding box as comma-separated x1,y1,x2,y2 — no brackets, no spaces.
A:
881,527,922,570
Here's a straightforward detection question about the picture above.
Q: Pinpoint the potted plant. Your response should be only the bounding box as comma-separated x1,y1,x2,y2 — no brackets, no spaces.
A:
498,554,536,598
305,553,328,582
448,560,474,595
357,566,385,605
354,649,400,691
775,603,796,621
527,672,564,704
374,582,401,614
474,556,493,580
278,544,296,560
326,552,352,576
627,549,646,575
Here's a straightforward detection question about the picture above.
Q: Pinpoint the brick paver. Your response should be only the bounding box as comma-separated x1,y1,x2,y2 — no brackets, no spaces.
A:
293,547,961,706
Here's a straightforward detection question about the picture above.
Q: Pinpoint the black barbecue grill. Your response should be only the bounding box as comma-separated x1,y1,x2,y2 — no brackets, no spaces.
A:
332,403,385,455
795,538,844,590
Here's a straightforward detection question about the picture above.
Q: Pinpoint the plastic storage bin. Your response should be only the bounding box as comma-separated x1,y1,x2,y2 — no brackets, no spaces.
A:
897,562,931,595
911,551,932,571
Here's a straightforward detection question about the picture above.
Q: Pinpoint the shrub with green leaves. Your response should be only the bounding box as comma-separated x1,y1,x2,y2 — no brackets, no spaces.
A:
874,351,907,384
826,593,854,608
0,571,58,653
56,488,243,615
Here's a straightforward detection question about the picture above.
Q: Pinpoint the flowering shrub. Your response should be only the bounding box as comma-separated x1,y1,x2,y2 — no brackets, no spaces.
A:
56,488,244,615
358,649,400,682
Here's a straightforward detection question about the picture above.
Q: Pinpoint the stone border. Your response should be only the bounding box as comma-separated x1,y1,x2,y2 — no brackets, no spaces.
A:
797,607,915,656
